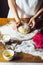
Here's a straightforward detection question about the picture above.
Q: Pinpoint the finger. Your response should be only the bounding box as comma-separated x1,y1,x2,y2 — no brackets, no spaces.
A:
28,20,31,26
16,22,20,27
31,20,35,29
13,25,18,31
29,24,33,27
17,23,20,26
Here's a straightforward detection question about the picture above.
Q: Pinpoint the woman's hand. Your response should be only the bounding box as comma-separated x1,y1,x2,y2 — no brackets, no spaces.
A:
28,17,35,29
13,19,21,31
28,8,43,29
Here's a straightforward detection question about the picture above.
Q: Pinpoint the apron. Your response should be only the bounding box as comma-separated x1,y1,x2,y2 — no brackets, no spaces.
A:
7,0,42,18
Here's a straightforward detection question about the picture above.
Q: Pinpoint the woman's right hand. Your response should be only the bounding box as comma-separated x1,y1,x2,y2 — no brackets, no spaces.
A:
13,18,21,31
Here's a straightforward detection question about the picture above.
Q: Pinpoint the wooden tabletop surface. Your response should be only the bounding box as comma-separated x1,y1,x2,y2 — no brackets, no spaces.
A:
0,18,43,26
0,18,43,62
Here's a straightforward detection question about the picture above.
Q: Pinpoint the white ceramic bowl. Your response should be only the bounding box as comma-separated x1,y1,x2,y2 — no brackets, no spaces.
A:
2,50,14,61
2,34,10,42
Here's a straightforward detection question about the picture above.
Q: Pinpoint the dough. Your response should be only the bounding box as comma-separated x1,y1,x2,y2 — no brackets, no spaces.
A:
18,24,30,34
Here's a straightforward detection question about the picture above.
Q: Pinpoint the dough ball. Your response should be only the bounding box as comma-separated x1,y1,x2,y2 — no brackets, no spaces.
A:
18,24,30,34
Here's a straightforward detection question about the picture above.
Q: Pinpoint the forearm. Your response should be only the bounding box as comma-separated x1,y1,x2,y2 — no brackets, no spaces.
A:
33,8,43,19
8,0,19,21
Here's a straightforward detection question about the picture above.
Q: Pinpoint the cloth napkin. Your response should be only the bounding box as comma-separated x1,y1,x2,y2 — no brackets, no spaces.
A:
5,40,43,60
0,20,43,60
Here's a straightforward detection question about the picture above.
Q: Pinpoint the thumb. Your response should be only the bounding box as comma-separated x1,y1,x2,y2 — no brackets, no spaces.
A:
28,20,31,26
31,20,35,29
16,22,20,27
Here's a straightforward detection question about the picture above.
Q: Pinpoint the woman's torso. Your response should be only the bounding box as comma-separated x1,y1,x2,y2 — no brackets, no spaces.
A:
8,0,42,18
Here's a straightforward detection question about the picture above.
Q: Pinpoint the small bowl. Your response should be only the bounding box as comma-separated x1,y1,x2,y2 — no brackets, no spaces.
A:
2,50,14,61
2,34,10,42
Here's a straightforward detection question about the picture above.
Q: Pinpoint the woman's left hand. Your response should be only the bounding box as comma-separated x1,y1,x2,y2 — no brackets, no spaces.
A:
28,17,35,29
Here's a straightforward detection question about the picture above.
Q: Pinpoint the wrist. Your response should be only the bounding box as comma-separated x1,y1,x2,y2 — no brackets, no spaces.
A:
32,16,36,19
15,17,20,22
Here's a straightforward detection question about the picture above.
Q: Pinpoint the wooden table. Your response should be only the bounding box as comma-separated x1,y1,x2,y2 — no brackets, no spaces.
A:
0,18,43,62
0,42,43,62
0,18,43,26
0,18,29,26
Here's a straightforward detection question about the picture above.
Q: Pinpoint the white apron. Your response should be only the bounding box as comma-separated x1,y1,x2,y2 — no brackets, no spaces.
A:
7,0,42,18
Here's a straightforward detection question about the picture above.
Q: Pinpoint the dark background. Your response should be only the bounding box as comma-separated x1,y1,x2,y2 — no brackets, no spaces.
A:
0,0,9,18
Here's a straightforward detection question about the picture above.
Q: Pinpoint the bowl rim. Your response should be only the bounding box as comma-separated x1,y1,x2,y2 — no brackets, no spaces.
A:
2,34,11,42
2,49,14,58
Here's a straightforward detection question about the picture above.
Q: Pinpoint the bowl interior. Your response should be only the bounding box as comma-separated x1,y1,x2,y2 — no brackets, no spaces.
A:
3,50,14,58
